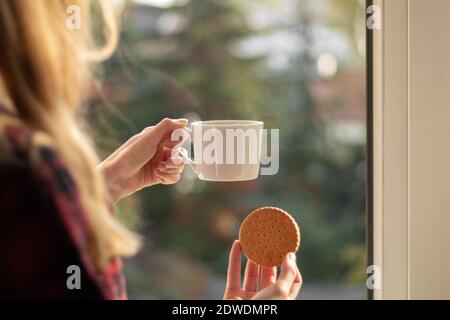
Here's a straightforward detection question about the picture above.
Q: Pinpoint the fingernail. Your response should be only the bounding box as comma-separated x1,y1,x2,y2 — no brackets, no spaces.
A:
176,118,189,125
289,252,296,261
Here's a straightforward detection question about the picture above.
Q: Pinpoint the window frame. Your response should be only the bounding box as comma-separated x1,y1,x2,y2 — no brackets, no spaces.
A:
369,0,450,299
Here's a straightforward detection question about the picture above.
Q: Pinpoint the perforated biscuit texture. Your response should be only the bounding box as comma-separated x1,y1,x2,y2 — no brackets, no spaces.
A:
239,207,300,266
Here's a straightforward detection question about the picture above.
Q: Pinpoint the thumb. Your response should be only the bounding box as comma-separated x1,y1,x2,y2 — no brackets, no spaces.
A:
276,253,297,292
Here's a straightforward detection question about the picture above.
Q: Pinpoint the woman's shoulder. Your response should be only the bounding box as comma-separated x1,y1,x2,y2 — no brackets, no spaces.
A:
0,113,99,297
0,111,55,166
0,112,79,206
0,113,87,254
0,112,124,299
0,111,85,241
0,112,126,299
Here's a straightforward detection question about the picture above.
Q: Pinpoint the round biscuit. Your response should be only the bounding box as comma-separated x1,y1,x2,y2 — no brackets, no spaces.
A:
239,207,300,267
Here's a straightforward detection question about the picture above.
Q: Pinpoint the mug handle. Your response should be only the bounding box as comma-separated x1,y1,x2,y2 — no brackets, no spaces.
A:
173,127,196,171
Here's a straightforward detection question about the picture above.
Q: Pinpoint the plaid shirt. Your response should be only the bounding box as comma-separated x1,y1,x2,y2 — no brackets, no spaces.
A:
0,109,127,299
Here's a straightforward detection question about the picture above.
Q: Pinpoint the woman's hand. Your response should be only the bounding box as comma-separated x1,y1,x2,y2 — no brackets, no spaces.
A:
223,240,302,300
98,118,188,204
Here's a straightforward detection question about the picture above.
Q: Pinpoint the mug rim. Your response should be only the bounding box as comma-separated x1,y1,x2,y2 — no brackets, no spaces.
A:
190,120,264,127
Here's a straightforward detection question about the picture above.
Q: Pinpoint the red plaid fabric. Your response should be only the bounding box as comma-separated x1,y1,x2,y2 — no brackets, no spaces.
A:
0,110,127,300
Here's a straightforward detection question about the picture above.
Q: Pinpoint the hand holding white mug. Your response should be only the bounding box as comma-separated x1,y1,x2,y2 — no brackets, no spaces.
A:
98,118,188,204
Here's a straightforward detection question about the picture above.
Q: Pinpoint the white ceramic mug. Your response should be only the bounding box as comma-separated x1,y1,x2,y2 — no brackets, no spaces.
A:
177,120,264,181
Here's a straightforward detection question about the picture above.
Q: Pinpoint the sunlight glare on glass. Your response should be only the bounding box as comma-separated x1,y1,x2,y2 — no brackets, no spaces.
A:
317,53,338,79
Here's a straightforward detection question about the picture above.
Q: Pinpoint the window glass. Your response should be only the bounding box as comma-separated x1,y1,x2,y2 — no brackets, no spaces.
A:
93,0,366,299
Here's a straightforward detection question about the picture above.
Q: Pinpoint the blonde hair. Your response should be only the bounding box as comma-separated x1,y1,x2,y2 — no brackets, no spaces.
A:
0,0,140,270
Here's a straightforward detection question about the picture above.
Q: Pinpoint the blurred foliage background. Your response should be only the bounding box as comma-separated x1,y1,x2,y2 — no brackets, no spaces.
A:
90,0,366,299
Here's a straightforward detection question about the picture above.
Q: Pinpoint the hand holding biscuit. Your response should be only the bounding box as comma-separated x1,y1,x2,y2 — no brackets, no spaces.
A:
239,207,300,267
223,240,302,300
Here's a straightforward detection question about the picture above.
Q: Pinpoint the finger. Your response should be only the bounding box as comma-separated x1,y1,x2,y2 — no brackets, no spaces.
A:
260,266,277,290
149,146,178,175
289,267,302,300
128,119,188,167
161,156,185,169
226,240,242,291
152,148,184,174
156,148,185,168
159,133,188,149
160,123,190,149
152,147,175,167
276,253,297,293
243,260,259,292
154,170,180,185
158,166,184,174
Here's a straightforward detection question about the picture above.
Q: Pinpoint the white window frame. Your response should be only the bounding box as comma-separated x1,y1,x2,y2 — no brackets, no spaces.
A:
371,0,450,299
